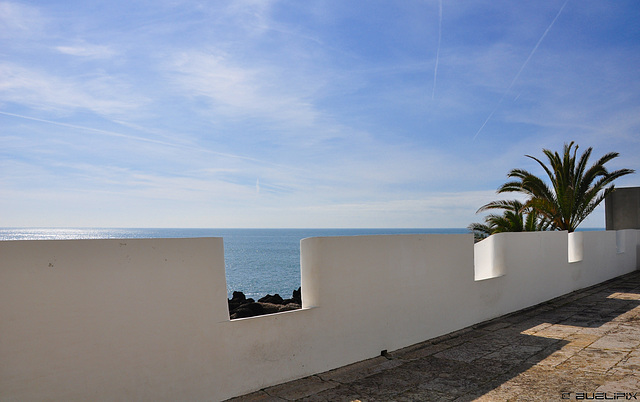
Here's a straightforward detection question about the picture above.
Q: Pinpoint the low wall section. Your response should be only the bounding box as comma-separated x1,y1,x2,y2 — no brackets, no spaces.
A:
1,230,638,400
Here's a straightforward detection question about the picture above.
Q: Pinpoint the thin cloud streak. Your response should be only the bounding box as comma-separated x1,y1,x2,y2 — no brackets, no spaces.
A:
0,62,143,116
0,110,275,167
55,43,116,59
432,0,442,100
473,0,569,140
0,110,190,148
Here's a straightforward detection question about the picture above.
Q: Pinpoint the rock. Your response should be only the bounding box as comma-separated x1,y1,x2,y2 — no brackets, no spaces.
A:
229,288,302,319
283,288,302,305
231,302,264,319
228,291,250,312
259,302,283,314
231,291,246,302
280,303,301,312
292,287,301,305
258,294,284,305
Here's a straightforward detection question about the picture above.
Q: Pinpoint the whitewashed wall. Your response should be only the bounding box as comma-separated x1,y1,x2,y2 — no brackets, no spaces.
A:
0,231,638,401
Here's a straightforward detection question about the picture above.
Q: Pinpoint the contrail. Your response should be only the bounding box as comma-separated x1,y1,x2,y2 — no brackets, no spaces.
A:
0,110,174,147
472,0,569,140
432,0,443,100
0,110,272,165
507,0,569,92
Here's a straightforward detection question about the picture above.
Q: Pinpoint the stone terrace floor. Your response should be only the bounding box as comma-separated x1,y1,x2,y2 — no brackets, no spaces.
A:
228,270,640,401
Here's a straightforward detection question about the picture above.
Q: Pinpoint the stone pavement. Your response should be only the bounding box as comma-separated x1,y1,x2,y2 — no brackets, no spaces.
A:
228,271,640,401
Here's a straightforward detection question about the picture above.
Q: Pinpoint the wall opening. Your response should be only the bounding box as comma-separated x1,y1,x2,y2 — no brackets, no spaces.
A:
616,231,626,254
474,234,506,281
568,232,584,263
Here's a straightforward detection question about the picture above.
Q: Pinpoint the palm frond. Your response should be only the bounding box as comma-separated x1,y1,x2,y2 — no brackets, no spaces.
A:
470,141,634,235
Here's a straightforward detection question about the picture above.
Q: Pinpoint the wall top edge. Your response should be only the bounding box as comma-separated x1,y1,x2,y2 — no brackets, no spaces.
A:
0,237,224,243
300,233,474,242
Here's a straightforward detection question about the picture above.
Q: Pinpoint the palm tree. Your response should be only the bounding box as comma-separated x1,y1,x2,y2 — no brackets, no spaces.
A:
478,199,551,232
468,222,494,242
497,141,634,232
468,199,550,241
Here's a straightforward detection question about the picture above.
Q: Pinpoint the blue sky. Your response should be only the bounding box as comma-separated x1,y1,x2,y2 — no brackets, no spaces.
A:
1,0,638,228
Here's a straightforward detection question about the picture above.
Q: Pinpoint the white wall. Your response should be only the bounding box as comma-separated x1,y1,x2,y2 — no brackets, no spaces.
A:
0,238,229,400
1,231,638,401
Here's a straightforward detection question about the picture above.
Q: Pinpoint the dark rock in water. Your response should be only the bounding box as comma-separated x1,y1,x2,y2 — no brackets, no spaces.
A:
258,294,284,305
231,291,246,302
259,302,282,314
228,291,250,312
280,303,301,312
228,288,302,319
231,302,264,319
283,288,302,305
261,302,302,315
292,287,301,305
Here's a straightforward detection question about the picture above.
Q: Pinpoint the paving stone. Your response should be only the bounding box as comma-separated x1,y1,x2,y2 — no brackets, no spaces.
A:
471,331,523,350
432,334,468,348
391,340,451,361
263,376,339,401
298,384,366,402
589,332,640,351
346,370,418,399
417,375,481,397
562,333,600,348
531,323,582,339
615,310,640,323
609,353,640,376
317,356,403,384
484,344,547,363
461,361,518,384
596,376,640,394
556,347,628,373
496,366,606,400
395,388,457,402
559,316,602,327
513,332,565,349
226,390,285,401
433,341,497,363
473,385,521,401
476,321,512,331
572,326,608,336
531,345,584,368
400,356,462,379
608,292,640,301
608,322,640,336
518,322,554,336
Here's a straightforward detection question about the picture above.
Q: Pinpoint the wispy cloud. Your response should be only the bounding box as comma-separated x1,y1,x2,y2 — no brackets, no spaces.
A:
473,0,569,140
0,1,44,38
0,110,180,147
55,42,116,59
0,110,286,169
294,190,501,228
0,62,144,116
168,50,321,128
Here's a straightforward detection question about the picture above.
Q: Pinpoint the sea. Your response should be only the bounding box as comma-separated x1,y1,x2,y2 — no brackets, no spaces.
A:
0,228,469,300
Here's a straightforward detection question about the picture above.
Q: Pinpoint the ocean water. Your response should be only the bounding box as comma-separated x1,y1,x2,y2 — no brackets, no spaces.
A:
0,228,469,300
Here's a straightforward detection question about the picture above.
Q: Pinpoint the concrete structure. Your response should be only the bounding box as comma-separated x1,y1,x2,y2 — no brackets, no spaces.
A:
606,187,640,230
233,270,640,401
1,230,639,401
